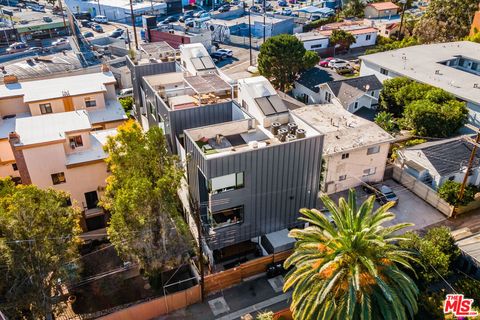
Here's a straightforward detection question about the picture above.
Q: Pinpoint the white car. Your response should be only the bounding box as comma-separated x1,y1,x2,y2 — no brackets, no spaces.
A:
216,48,233,57
328,59,349,69
93,15,108,23
118,88,133,98
52,38,69,46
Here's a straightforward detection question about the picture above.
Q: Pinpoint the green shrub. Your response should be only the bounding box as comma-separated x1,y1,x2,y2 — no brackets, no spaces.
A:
119,96,134,117
456,277,480,307
438,180,479,206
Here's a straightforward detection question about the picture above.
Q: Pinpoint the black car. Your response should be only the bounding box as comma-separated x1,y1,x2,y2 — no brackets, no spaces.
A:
80,19,92,27
211,52,227,61
73,11,91,20
164,15,178,22
218,4,231,12
179,10,194,22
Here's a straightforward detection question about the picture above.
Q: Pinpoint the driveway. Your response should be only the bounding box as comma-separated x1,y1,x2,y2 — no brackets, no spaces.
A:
325,179,446,232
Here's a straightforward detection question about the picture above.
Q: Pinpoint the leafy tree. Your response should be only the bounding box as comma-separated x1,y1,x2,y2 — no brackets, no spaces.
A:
395,82,432,108
438,180,479,206
402,98,468,137
374,111,397,133
302,50,320,70
400,227,460,285
413,0,479,43
258,34,319,91
379,77,413,116
284,190,419,320
101,120,192,275
0,178,82,319
329,29,356,51
365,37,419,55
342,0,365,18
119,96,133,117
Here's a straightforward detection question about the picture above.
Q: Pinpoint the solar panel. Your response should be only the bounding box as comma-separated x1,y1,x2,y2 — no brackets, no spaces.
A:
255,97,276,116
267,95,288,113
201,56,215,69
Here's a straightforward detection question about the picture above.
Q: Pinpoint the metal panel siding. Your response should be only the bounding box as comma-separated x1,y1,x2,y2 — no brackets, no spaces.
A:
197,135,323,250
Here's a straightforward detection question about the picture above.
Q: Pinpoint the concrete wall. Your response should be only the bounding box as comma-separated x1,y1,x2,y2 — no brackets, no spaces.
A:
292,82,321,104
364,6,398,18
323,142,389,194
186,133,323,250
0,96,29,116
301,38,330,51
350,32,377,49
0,139,17,178
27,92,106,116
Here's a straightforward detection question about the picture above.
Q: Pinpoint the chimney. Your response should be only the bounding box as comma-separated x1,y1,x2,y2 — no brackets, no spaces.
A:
8,132,32,185
3,74,18,84
101,63,110,73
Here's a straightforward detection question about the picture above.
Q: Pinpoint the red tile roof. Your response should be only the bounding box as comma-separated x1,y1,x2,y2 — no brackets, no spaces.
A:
319,27,378,36
367,2,400,11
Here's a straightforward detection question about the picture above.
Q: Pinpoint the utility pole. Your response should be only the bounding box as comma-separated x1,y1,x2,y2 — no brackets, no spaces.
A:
192,201,205,301
97,0,101,16
125,27,132,51
248,8,252,66
57,0,69,35
262,0,266,43
398,0,407,40
457,124,480,211
129,0,139,50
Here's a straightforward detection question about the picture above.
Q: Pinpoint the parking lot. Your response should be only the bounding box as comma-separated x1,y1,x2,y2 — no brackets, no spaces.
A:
326,180,446,232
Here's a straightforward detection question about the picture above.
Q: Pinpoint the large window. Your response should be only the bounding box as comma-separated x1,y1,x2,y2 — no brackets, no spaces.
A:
69,135,83,148
40,103,52,114
209,172,244,194
363,168,376,176
209,205,244,229
367,146,380,155
325,91,332,103
51,172,66,185
380,68,389,76
311,43,323,49
341,153,349,159
84,97,97,107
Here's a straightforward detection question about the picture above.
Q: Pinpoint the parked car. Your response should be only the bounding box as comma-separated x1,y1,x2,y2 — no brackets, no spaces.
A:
179,10,194,22
211,51,227,61
378,185,398,205
216,48,233,57
193,10,206,17
328,59,348,69
74,11,91,20
319,57,334,67
263,2,273,11
92,15,108,24
335,65,354,75
109,30,123,38
80,19,92,27
25,47,42,53
6,42,28,54
185,17,195,27
118,88,133,98
309,14,322,22
91,24,104,33
52,37,69,46
250,5,261,13
281,8,292,15
165,15,179,23
28,4,45,12
278,0,288,6
218,4,231,12
197,12,211,19
83,31,95,38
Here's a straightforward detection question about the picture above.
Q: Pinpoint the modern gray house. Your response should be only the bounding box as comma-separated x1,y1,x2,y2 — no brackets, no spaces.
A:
128,44,324,266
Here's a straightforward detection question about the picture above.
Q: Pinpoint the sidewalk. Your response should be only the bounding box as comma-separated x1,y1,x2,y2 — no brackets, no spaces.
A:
156,275,290,320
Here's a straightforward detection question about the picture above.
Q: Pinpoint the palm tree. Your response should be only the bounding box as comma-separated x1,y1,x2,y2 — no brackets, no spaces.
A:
283,190,419,320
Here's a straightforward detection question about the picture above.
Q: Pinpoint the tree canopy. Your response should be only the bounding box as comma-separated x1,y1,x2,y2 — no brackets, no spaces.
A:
413,0,478,43
342,0,365,18
329,29,357,51
101,120,192,275
438,180,479,206
258,34,319,92
0,178,82,319
284,190,419,320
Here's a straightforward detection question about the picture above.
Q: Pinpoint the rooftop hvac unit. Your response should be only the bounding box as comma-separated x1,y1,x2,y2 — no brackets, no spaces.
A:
278,128,288,142
286,134,296,142
296,128,306,139
271,122,281,135
287,122,298,134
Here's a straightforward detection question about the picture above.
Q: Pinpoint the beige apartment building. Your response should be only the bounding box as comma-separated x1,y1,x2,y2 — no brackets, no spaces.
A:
0,69,127,231
292,104,394,194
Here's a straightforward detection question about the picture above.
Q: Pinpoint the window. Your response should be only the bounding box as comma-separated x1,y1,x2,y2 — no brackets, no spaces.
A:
311,43,323,49
366,34,371,41
51,172,66,185
472,62,478,71
363,168,376,176
339,175,347,181
84,97,97,107
208,172,244,194
459,58,465,67
12,163,18,171
209,205,244,229
325,91,332,103
367,146,380,155
371,91,375,97
353,102,358,110
342,153,349,159
148,102,155,115
69,135,83,148
40,103,52,114
380,68,389,76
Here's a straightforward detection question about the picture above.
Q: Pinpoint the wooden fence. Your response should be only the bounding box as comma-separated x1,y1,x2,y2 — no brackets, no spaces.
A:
204,250,292,294
98,285,201,320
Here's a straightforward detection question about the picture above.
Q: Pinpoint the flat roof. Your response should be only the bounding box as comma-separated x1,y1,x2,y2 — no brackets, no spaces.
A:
184,74,231,94
66,128,116,166
319,27,378,36
457,232,480,265
295,31,329,42
0,72,116,102
360,41,480,105
0,113,30,140
292,104,394,155
14,110,92,146
367,2,400,11
87,99,128,124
